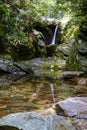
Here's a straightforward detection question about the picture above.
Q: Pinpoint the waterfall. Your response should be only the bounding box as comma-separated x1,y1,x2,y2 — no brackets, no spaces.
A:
51,25,58,45
50,83,55,104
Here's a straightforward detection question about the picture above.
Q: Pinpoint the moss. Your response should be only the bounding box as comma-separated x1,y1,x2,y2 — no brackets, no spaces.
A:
73,26,80,39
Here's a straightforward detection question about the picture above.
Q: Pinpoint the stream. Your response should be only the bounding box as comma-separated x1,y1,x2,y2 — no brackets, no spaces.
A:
0,72,87,118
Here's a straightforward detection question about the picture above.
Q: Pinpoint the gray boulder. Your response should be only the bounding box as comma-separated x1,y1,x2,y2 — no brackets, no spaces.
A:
0,112,75,130
56,97,87,118
0,58,33,74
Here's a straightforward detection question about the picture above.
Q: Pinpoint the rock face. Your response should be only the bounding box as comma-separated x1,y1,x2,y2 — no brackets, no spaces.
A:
56,97,87,117
0,112,75,130
78,37,87,73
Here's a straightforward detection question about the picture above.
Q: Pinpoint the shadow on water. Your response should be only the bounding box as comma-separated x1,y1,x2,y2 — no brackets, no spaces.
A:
0,126,19,130
0,72,87,117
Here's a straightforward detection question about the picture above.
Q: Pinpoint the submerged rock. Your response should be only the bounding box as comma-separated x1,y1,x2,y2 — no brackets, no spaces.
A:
56,97,87,117
78,78,87,85
0,112,75,130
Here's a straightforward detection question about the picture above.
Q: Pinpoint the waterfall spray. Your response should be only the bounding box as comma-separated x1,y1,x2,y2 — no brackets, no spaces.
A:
51,25,58,45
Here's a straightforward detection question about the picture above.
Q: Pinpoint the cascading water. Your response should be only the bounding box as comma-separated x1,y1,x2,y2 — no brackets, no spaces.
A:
50,83,55,104
51,25,58,44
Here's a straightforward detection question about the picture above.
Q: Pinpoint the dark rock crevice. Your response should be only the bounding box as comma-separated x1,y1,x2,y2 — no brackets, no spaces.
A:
0,125,19,130
34,24,62,45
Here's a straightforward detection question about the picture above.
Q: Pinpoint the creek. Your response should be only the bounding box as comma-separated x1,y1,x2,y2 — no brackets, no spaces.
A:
0,71,87,118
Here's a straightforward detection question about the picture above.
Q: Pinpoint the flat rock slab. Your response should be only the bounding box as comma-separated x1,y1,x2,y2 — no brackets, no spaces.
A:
63,71,84,78
0,112,75,130
56,97,87,117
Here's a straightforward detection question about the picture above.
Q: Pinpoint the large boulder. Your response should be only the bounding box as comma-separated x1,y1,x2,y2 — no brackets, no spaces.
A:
20,57,65,79
56,97,87,118
0,58,34,74
0,112,75,130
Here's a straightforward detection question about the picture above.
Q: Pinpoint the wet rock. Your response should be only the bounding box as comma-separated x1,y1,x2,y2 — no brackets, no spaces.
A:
0,58,34,75
0,58,14,73
56,97,87,117
13,62,34,75
63,71,84,79
26,58,45,70
58,46,71,56
0,112,75,130
78,40,87,54
56,38,75,58
46,44,57,57
70,117,87,130
21,57,65,70
0,74,31,87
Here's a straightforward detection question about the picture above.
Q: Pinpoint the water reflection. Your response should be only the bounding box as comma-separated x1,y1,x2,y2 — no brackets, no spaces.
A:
50,83,55,104
0,74,87,117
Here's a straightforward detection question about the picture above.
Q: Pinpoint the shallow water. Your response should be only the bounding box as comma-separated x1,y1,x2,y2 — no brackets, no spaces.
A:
0,73,87,118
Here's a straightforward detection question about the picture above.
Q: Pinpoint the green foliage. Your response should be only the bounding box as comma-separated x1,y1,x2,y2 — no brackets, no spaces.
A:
66,41,81,71
0,0,87,60
56,0,87,16
0,0,58,52
53,1,71,18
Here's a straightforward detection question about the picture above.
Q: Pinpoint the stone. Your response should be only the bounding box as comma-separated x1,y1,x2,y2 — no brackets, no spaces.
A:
0,112,75,130
80,58,87,73
56,97,87,117
58,46,71,56
62,71,84,78
70,117,87,130
78,41,87,54
56,38,75,58
46,44,57,57
0,58,34,75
